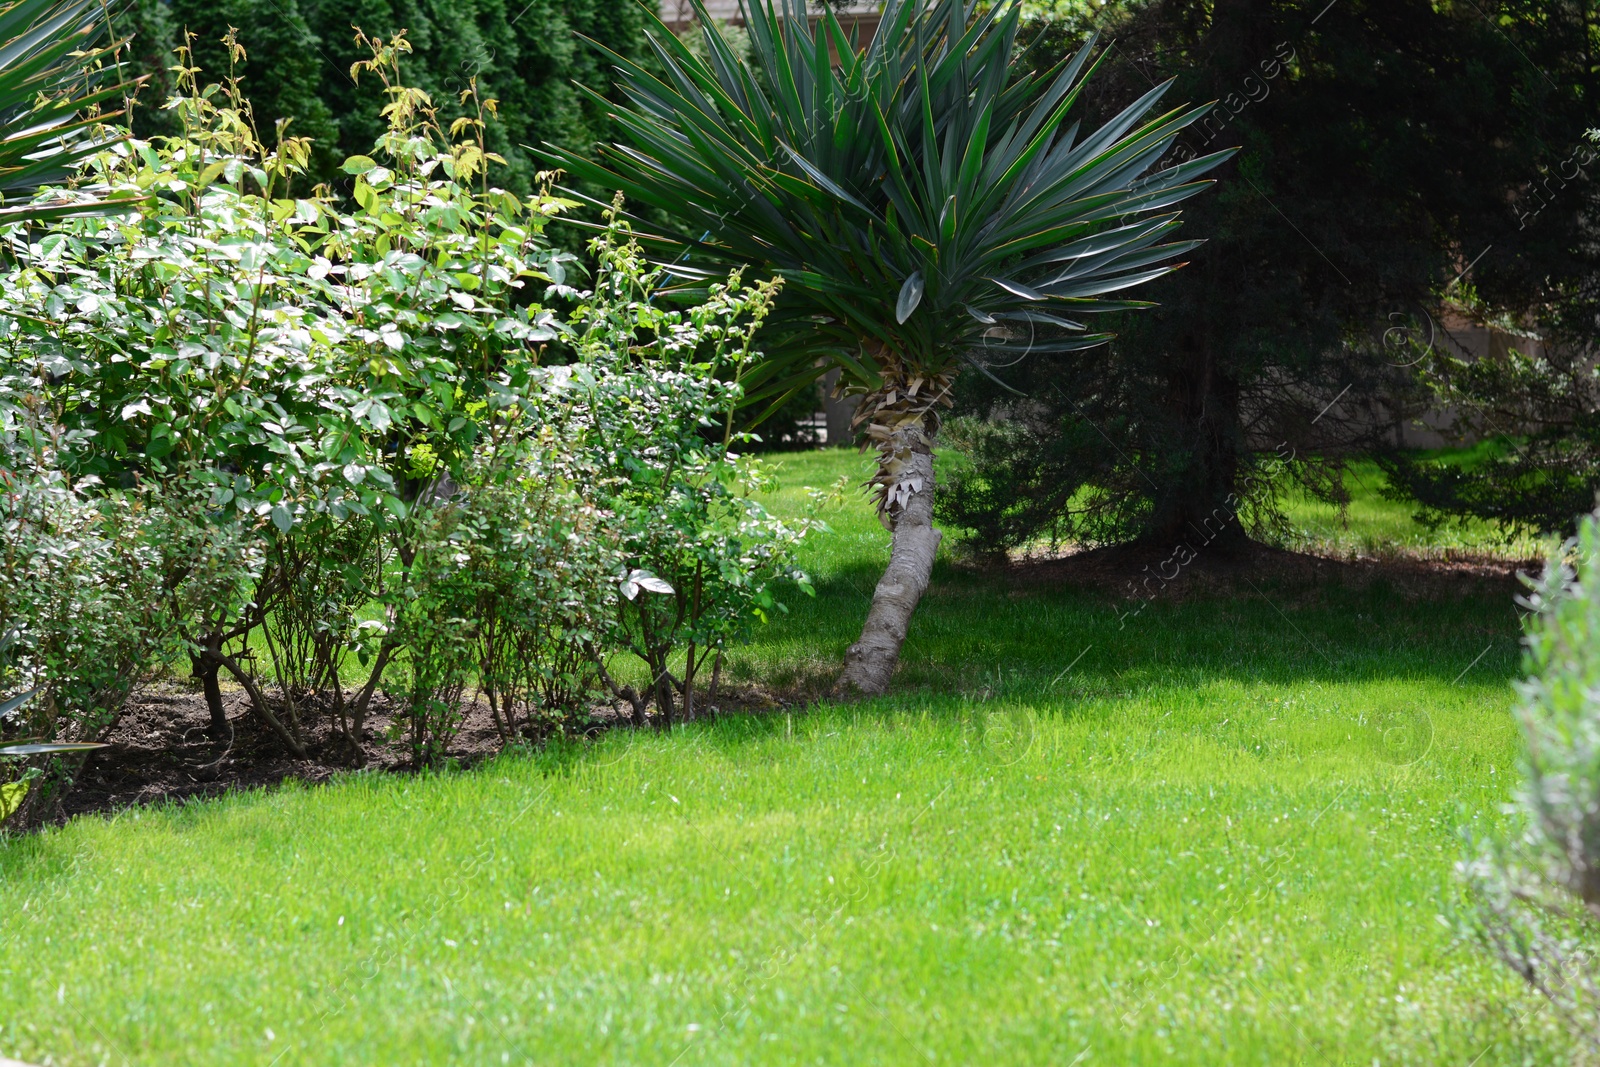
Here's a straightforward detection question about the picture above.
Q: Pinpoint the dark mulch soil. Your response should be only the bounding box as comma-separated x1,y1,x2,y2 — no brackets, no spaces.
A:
47,542,1533,825
60,690,499,822
55,681,797,824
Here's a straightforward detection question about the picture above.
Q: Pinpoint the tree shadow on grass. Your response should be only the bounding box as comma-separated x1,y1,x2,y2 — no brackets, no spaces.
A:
749,540,1530,704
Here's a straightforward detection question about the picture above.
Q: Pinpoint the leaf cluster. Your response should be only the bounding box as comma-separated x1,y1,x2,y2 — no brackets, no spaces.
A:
547,0,1230,416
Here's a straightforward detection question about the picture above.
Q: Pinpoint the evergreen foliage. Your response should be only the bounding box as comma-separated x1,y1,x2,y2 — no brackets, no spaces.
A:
113,0,650,192
940,0,1600,553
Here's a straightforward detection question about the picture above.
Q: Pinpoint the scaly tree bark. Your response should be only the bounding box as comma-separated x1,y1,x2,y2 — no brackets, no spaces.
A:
840,377,950,693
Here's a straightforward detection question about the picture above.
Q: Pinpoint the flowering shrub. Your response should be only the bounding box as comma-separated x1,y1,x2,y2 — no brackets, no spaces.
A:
0,31,813,805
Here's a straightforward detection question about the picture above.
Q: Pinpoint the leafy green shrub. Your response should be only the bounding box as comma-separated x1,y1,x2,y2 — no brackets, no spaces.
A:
457,450,614,746
0,30,814,792
0,29,572,764
562,218,812,725
1463,507,1600,1049
391,436,615,764
0,468,166,736
0,458,179,823
0,34,364,752
384,215,814,753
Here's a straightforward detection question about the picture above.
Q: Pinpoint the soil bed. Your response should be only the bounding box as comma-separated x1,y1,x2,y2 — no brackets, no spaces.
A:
58,682,797,823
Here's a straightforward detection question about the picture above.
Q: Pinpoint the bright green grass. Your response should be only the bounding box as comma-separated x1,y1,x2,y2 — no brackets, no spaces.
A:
0,450,1570,1065
1271,455,1539,560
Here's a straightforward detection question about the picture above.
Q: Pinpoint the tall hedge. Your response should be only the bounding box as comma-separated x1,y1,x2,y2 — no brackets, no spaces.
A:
114,0,649,194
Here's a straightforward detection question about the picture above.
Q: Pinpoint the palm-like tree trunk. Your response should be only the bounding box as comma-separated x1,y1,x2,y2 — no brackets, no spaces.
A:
839,373,951,694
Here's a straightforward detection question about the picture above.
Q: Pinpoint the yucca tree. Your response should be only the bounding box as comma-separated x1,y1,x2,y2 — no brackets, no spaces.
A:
0,0,133,222
549,0,1231,694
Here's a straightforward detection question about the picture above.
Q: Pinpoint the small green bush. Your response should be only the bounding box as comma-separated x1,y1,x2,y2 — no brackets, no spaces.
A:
0,462,172,822
1463,506,1600,1050
392,436,615,765
561,215,811,725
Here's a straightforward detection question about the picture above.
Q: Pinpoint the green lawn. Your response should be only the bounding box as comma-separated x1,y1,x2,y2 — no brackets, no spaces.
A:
0,450,1570,1065
1270,454,1539,561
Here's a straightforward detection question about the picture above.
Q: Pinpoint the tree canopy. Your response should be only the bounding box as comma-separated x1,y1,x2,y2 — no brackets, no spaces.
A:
940,0,1600,551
